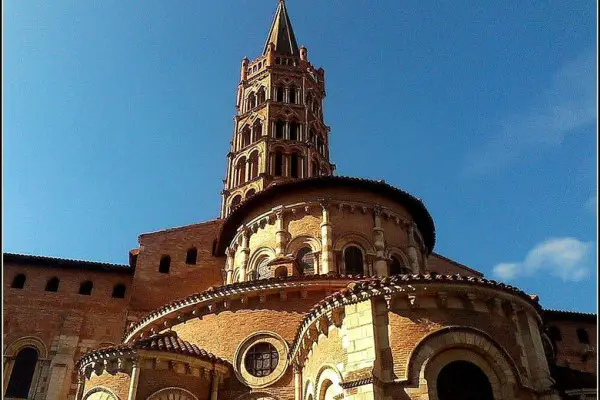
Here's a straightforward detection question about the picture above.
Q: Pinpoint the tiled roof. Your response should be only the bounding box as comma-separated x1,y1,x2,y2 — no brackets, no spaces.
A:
134,331,225,362
217,176,435,255
124,273,364,342
3,253,132,273
76,331,226,369
289,273,542,360
543,309,597,322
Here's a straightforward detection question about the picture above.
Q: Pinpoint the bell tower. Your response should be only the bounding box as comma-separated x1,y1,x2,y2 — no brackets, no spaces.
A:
221,0,335,217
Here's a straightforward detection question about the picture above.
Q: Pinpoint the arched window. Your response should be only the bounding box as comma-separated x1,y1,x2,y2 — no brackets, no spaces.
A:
289,121,299,140
230,195,242,209
436,360,493,400
548,326,562,342
276,87,284,102
246,189,256,199
257,87,266,104
45,277,60,292
241,127,251,148
11,274,26,289
186,247,197,265
257,258,271,279
79,281,93,295
112,284,126,299
274,152,284,176
389,256,411,275
290,153,299,178
253,120,263,140
275,120,285,139
236,157,247,185
317,136,324,154
5,347,38,398
577,328,590,344
247,93,256,111
297,247,314,275
344,246,364,275
289,87,297,104
159,255,171,274
248,152,259,180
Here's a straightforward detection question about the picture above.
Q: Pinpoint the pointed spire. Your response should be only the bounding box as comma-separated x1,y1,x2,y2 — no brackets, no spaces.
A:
263,0,300,57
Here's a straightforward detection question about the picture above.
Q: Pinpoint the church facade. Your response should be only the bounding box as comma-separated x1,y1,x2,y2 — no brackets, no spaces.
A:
3,2,597,400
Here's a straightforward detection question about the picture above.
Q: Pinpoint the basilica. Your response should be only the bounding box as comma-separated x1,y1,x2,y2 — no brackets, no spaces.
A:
3,2,597,399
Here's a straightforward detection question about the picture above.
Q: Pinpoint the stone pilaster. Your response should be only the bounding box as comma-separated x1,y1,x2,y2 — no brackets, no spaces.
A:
406,223,420,272
127,361,140,400
275,209,287,256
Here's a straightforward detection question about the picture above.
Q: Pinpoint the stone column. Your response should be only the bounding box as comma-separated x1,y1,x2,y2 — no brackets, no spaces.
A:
406,223,420,272
75,373,86,400
239,230,250,282
127,362,140,400
372,208,388,276
320,201,334,274
294,365,303,400
275,210,287,256
210,371,220,400
225,248,234,284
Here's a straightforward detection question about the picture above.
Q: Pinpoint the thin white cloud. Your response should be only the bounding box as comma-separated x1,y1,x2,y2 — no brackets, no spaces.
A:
463,49,597,178
493,237,594,282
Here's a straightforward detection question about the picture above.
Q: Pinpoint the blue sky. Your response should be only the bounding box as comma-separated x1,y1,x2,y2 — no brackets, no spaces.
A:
3,1,597,312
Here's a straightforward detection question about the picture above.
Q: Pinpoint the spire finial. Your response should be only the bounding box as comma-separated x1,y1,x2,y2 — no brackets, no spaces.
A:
263,0,299,56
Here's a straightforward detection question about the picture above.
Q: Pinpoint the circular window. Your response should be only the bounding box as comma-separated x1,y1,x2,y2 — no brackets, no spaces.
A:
244,342,279,377
234,332,288,388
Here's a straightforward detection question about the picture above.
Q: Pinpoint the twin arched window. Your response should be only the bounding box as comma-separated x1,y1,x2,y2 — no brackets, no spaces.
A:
5,347,38,398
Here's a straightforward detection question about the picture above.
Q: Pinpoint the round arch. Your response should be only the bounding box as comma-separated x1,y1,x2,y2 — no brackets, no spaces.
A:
405,326,522,399
248,247,275,279
286,235,321,255
83,387,120,400
315,366,343,400
146,387,199,400
333,233,375,254
4,336,48,358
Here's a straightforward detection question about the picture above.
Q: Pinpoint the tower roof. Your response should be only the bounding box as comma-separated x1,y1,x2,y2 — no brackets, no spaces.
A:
263,0,300,57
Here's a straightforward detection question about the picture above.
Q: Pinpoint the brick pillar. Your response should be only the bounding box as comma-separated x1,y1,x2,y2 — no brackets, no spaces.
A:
320,202,334,274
